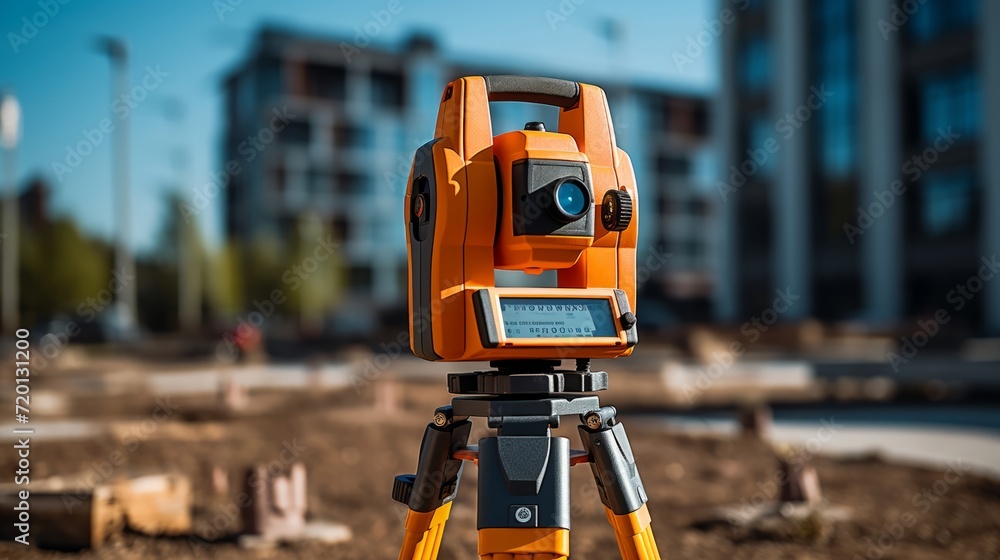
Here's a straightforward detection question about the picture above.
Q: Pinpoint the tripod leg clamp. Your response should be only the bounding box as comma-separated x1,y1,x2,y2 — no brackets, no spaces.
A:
578,408,648,515
394,413,472,512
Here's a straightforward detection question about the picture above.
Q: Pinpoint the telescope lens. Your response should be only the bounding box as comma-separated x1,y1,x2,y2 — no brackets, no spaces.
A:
554,179,589,220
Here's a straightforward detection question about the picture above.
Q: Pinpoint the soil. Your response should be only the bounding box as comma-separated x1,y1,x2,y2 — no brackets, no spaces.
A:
1,368,999,559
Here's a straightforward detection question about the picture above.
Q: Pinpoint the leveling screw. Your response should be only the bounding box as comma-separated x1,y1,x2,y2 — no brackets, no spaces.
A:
433,411,449,427
585,412,602,430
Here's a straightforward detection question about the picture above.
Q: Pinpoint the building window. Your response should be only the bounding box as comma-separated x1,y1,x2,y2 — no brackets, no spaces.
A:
656,155,690,176
918,168,976,237
658,194,673,216
309,168,332,194
336,171,368,194
812,0,857,178
305,63,346,100
280,120,311,144
334,122,371,149
819,180,858,239
348,265,374,290
684,239,702,261
810,0,860,245
742,113,776,177
688,198,711,217
256,56,284,100
919,69,980,143
909,0,978,43
372,70,405,109
739,35,771,94
270,164,286,192
332,216,349,242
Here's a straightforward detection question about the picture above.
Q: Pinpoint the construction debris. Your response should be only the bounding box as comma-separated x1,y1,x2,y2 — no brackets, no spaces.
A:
239,462,352,547
241,463,307,539
0,473,191,551
115,474,192,536
695,446,850,544
738,404,772,440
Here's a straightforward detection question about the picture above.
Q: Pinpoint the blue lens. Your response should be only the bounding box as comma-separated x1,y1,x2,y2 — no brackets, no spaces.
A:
555,180,588,217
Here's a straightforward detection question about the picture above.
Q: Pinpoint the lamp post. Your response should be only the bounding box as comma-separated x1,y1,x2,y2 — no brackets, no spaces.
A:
96,37,137,334
1,92,21,334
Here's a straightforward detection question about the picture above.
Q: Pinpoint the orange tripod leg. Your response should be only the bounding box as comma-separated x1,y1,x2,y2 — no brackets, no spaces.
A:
398,503,453,560
579,406,662,560
604,504,661,560
478,527,570,560
394,407,472,560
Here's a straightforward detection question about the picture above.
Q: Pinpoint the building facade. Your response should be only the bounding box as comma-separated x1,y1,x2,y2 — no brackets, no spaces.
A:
716,0,1000,334
222,26,714,329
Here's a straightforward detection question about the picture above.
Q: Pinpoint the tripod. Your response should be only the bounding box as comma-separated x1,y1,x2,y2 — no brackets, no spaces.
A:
393,360,661,559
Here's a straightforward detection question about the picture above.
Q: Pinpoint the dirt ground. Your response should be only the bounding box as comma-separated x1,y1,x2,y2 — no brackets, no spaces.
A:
2,369,999,560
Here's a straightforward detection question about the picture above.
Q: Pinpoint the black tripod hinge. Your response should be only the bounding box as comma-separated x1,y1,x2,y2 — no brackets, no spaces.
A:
393,417,472,512
578,420,648,515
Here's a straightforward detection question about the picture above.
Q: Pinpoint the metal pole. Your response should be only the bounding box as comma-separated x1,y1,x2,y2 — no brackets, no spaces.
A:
1,93,20,333
100,38,136,333
2,139,16,333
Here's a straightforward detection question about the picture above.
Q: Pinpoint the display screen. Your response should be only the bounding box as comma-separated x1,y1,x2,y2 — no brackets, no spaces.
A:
499,298,617,339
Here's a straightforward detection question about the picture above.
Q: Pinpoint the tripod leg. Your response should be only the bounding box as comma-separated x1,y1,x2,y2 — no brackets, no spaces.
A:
579,407,662,560
394,407,472,560
399,504,453,560
603,504,660,560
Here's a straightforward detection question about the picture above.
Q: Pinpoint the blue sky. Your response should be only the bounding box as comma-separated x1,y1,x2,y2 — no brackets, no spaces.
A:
0,0,718,253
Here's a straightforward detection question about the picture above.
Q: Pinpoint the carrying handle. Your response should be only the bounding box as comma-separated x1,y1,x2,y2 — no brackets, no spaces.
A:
483,75,580,109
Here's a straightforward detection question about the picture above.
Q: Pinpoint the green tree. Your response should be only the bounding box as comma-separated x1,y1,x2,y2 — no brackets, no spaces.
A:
16,218,110,326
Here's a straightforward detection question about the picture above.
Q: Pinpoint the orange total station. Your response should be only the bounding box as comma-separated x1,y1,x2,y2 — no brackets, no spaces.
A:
405,75,639,362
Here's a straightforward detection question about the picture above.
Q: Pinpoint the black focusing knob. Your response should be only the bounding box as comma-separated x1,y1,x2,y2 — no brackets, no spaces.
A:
601,189,633,232
524,121,546,131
